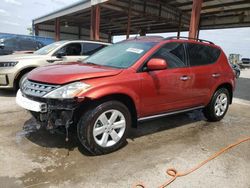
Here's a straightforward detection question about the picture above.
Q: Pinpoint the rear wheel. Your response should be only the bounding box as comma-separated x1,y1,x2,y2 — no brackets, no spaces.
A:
203,88,230,122
77,100,131,155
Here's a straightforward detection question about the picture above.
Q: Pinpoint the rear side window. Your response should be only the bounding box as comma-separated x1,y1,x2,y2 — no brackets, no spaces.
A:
186,43,221,66
56,43,82,56
151,42,187,69
82,43,106,56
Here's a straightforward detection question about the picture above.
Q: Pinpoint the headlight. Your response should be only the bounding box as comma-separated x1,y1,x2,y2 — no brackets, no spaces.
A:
43,82,91,99
0,61,18,67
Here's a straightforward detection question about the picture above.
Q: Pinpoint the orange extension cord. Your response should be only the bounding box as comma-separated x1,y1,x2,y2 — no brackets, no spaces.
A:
133,136,250,188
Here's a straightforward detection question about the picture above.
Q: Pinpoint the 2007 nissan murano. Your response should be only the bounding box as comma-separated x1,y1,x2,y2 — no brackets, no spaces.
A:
16,36,235,155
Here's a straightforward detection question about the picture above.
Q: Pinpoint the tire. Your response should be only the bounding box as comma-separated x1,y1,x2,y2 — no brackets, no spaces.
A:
203,88,230,122
77,100,131,155
18,73,28,89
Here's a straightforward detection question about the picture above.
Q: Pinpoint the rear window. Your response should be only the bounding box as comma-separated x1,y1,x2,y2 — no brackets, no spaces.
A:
186,43,221,66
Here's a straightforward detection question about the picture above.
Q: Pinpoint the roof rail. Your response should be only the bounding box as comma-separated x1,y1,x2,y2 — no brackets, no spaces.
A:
165,36,214,45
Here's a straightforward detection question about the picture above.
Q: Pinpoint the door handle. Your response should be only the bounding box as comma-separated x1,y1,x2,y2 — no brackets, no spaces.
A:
180,75,191,81
212,73,221,78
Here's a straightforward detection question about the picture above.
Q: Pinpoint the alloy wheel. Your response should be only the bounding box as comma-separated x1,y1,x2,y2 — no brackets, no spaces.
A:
214,93,228,117
93,109,126,147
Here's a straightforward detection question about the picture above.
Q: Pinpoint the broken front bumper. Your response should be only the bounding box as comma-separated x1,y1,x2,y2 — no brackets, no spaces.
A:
16,89,80,130
16,90,47,112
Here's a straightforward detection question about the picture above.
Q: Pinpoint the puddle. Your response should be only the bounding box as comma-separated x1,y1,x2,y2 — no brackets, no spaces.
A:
16,118,41,144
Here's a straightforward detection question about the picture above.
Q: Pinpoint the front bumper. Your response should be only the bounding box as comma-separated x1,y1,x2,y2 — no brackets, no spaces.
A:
16,90,47,112
0,69,15,89
16,90,80,129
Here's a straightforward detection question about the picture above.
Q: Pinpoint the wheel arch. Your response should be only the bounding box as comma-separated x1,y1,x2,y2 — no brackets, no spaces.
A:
214,83,233,104
78,93,138,128
14,66,37,88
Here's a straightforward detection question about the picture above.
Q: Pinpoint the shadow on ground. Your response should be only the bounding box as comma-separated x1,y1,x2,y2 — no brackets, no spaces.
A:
0,90,16,97
23,110,205,156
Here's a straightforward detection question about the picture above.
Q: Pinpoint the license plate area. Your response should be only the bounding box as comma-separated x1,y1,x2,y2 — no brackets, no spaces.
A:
16,90,47,113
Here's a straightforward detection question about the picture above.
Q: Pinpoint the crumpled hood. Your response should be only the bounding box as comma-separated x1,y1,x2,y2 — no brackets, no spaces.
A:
0,53,45,61
28,62,123,85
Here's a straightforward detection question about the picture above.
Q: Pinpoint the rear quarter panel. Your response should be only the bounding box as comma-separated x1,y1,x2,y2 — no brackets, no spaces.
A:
205,49,235,104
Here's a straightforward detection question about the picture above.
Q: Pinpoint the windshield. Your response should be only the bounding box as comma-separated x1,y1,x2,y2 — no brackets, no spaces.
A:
34,41,66,55
84,41,157,68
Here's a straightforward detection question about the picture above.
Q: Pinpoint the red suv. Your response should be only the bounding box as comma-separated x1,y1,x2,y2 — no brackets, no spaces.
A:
16,36,235,155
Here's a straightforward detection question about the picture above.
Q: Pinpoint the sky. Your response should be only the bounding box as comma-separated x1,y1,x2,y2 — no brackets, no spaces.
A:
0,0,80,34
114,28,250,58
0,0,250,58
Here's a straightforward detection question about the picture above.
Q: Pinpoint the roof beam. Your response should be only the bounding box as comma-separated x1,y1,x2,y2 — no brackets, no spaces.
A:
202,6,250,16
101,0,190,26
201,10,250,26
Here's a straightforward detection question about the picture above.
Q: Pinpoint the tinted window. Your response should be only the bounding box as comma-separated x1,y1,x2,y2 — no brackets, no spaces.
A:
5,38,17,49
187,43,221,66
19,39,38,50
56,43,82,56
82,43,106,56
151,42,186,68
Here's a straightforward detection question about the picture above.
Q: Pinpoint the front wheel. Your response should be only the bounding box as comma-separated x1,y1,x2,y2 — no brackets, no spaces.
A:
77,100,131,155
203,88,230,122
18,73,28,89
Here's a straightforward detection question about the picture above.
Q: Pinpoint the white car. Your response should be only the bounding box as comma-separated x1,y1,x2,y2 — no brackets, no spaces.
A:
0,40,110,90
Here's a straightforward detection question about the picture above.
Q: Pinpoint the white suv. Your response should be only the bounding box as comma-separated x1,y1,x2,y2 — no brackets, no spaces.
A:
0,40,110,90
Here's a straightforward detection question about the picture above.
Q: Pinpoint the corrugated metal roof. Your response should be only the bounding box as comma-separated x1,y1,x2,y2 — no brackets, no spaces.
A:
33,0,250,35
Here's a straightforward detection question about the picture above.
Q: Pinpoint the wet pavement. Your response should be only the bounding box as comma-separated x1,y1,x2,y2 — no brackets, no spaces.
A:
0,74,250,188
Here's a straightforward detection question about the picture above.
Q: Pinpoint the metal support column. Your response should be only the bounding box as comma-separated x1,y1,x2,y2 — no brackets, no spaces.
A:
177,13,182,38
189,0,203,39
90,5,100,40
126,0,132,39
55,18,60,41
34,24,39,36
108,32,112,43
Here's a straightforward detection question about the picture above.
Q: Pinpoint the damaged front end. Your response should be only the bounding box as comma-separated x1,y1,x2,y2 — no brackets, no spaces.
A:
17,80,87,141
30,98,78,141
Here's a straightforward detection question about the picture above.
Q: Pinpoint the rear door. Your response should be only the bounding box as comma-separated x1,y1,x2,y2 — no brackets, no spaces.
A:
186,42,221,106
140,42,194,116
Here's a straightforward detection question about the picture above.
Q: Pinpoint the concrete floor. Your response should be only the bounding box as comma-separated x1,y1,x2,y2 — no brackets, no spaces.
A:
0,72,250,188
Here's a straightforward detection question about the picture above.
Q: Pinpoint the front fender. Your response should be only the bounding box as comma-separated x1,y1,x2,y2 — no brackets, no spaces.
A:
80,85,141,115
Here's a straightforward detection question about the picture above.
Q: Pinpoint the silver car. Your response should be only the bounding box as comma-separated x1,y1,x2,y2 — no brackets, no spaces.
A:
0,40,110,90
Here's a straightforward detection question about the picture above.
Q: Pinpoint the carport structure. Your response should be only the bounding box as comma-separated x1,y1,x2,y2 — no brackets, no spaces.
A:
33,0,250,42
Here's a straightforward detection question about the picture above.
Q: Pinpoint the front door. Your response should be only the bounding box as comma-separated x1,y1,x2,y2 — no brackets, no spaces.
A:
140,42,194,117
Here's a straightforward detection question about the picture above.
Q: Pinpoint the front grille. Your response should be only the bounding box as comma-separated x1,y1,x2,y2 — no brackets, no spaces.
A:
21,80,59,97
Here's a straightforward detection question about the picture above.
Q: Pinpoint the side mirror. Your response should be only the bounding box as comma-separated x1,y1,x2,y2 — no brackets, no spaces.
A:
147,58,167,71
56,52,65,59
